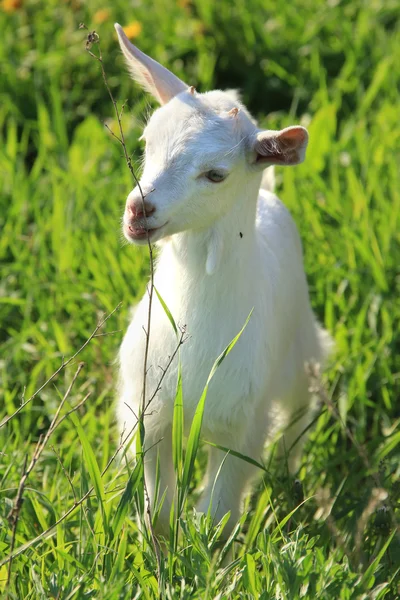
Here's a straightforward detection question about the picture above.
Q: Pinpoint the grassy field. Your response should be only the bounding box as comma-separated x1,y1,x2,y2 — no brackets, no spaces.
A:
1,0,399,597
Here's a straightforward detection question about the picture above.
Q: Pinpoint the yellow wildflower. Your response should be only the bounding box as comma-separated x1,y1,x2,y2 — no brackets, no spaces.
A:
1,0,22,12
93,8,111,24
123,21,142,39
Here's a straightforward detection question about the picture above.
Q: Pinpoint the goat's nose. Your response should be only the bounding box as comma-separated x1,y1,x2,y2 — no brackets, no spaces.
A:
127,199,156,219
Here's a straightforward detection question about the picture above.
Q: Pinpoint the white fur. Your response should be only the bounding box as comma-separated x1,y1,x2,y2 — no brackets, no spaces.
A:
115,24,332,536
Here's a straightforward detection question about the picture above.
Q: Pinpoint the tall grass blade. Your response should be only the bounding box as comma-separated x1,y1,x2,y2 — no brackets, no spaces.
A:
70,412,108,531
112,460,143,541
180,310,253,508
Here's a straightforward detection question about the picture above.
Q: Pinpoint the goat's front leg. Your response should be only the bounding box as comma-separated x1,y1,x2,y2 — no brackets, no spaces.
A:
196,426,266,537
277,370,313,474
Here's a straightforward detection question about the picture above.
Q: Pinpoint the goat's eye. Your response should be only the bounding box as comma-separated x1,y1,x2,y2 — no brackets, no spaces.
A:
205,170,227,183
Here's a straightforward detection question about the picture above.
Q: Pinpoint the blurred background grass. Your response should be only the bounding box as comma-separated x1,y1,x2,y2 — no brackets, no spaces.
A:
0,0,399,597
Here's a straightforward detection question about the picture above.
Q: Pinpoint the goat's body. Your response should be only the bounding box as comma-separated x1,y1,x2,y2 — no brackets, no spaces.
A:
118,173,331,533
114,23,332,534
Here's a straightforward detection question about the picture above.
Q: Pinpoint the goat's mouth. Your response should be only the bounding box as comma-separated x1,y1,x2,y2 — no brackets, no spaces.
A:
124,221,168,243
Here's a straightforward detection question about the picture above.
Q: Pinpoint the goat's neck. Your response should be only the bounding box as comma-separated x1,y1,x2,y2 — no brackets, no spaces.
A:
167,176,262,278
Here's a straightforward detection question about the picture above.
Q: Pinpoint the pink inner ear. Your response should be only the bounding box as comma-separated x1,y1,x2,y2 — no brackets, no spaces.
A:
277,127,307,149
255,126,308,165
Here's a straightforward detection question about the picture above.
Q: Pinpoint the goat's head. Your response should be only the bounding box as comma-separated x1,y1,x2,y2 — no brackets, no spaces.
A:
115,24,308,245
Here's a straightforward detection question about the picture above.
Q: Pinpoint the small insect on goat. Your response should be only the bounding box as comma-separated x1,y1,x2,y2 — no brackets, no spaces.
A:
115,23,332,537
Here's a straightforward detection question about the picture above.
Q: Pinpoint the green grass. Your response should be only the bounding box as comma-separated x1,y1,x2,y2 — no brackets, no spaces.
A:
1,0,399,597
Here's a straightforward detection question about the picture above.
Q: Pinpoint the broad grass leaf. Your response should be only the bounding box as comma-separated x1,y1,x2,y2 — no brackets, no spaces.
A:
110,530,128,580
155,286,178,335
112,460,143,541
359,530,396,589
70,411,108,530
180,310,253,505
172,362,183,479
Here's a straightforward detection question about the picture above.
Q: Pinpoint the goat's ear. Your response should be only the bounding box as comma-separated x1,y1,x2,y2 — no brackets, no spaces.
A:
252,126,308,166
115,23,188,105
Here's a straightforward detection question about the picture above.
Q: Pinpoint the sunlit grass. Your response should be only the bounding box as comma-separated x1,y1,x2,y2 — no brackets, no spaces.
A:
0,0,399,597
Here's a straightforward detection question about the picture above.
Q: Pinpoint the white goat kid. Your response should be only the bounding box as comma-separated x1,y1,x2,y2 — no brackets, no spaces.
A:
115,24,332,536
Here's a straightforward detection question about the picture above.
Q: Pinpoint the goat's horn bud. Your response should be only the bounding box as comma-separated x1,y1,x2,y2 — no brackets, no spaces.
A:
227,107,240,117
188,86,196,95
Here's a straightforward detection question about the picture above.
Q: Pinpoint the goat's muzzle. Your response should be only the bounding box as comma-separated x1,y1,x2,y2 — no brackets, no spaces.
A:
127,199,156,220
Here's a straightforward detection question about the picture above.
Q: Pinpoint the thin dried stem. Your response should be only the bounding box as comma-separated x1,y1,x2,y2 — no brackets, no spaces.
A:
5,363,85,587
0,304,121,429
144,328,187,415
0,411,161,568
1,488,94,567
6,454,27,590
81,24,162,580
52,392,91,429
51,445,78,504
